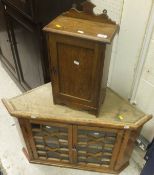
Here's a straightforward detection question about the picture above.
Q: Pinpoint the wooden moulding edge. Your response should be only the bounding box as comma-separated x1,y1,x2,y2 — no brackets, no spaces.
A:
42,27,111,44
4,110,152,131
134,114,152,128
29,159,118,174
1,98,14,114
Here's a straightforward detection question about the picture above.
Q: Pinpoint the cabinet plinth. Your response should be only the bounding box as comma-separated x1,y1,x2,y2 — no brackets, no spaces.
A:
2,83,152,174
43,2,119,115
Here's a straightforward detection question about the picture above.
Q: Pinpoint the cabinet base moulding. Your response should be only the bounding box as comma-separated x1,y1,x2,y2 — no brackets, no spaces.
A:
29,159,129,174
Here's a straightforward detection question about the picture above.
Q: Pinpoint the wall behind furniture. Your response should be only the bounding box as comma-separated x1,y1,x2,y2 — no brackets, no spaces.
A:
91,0,124,23
91,0,154,141
108,0,152,99
135,29,154,141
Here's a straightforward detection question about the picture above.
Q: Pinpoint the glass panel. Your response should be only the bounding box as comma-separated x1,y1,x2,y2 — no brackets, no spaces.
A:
77,128,117,167
31,123,70,162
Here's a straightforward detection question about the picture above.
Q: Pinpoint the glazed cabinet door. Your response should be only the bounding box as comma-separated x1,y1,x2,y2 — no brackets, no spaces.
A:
0,5,19,79
28,121,73,164
7,12,44,90
72,126,123,171
48,34,105,112
19,119,124,172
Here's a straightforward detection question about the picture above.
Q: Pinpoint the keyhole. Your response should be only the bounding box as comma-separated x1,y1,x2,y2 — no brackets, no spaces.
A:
74,60,79,65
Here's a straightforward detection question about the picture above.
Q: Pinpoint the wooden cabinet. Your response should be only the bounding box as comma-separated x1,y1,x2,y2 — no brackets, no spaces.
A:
0,4,19,80
6,12,44,89
0,0,75,90
2,83,152,174
4,0,33,19
44,2,119,115
47,34,106,114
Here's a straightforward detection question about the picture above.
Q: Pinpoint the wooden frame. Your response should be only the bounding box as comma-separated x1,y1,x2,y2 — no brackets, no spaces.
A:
17,118,142,174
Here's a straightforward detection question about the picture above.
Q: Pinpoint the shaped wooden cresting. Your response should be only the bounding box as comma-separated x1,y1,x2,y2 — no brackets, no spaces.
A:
2,83,152,173
43,1,119,115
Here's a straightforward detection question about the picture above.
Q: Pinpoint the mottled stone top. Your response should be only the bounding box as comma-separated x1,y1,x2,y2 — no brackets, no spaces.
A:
2,83,152,130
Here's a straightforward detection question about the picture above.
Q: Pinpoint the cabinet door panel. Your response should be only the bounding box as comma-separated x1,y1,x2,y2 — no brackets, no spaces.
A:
30,121,73,163
8,14,44,89
73,126,123,170
49,34,103,110
0,7,18,79
58,43,94,100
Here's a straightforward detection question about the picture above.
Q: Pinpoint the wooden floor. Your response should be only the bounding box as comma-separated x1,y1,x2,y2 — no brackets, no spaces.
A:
0,62,145,175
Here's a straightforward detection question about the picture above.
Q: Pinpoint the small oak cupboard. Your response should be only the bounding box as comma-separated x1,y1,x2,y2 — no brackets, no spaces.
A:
44,1,119,115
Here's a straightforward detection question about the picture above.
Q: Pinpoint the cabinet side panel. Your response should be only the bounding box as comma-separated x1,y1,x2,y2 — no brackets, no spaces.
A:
114,128,142,171
102,45,112,90
18,118,35,160
96,43,106,114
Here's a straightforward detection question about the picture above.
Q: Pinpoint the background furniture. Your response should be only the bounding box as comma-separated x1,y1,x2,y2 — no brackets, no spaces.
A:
2,83,151,174
44,2,119,115
140,138,154,175
0,0,78,90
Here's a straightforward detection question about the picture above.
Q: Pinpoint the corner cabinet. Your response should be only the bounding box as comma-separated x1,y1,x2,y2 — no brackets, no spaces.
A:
0,0,76,90
2,83,152,174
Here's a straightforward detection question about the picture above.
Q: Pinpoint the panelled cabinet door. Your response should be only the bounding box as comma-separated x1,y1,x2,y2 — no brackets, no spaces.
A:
0,7,19,79
7,13,44,90
73,126,123,171
30,121,73,164
49,34,105,112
